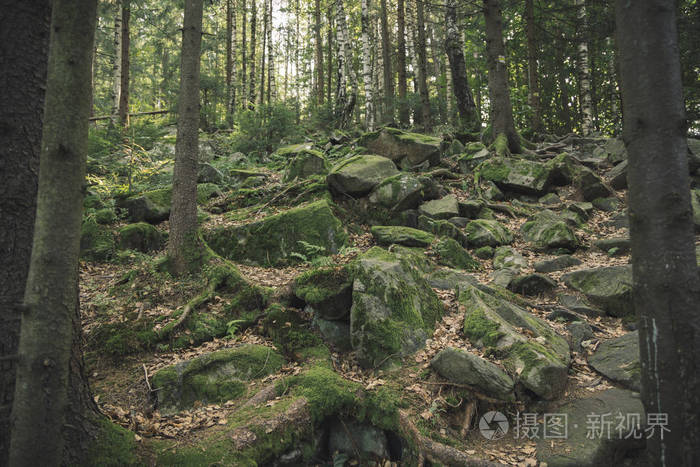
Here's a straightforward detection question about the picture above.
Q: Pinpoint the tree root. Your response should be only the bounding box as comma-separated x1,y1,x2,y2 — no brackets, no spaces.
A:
230,397,311,451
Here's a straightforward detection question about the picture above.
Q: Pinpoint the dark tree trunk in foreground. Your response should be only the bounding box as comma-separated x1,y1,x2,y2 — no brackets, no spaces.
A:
445,0,479,133
414,0,431,131
9,0,97,464
0,2,50,464
168,0,204,276
483,0,520,153
525,0,542,134
616,1,700,465
396,0,409,126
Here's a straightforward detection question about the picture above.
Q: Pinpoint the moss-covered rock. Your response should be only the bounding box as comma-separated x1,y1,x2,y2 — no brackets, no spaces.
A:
152,344,285,414
367,173,426,211
575,167,615,201
117,222,163,252
476,157,554,195
327,154,399,196
282,148,329,182
493,246,527,270
431,347,514,400
521,210,579,251
418,215,469,247
350,247,443,368
370,225,435,247
457,143,490,173
417,194,460,220
692,189,700,231
94,207,117,225
80,219,115,262
120,183,222,224
474,246,495,259
508,273,557,296
562,265,633,317
262,304,323,357
358,127,442,167
205,199,348,266
464,219,513,247
198,162,225,184
294,266,353,321
434,237,480,271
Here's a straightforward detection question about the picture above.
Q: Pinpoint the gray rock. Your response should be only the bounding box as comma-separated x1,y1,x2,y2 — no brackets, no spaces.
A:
593,197,620,212
431,347,514,400
493,246,527,270
368,173,426,211
557,294,606,318
458,199,484,218
568,321,594,353
576,167,615,201
359,127,442,167
588,331,641,391
294,267,353,321
607,160,628,190
534,255,582,273
508,273,557,296
282,148,328,182
370,225,435,247
314,317,352,351
197,162,225,184
328,418,390,460
427,269,479,291
327,155,399,196
484,181,505,201
418,194,460,220
539,193,561,205
521,210,579,251
594,237,630,256
604,138,628,165
465,219,513,247
562,266,633,317
477,157,555,195
490,267,518,288
448,216,470,228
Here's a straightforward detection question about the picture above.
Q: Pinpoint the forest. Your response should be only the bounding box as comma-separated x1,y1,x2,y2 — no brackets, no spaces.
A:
1,0,699,465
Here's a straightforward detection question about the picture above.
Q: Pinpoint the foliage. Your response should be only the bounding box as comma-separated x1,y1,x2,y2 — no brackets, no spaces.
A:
226,103,303,157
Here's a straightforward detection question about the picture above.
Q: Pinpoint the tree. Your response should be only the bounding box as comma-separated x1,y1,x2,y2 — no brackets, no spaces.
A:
525,0,542,134
445,0,480,133
396,0,409,126
314,0,324,105
361,0,376,129
575,0,593,135
225,0,236,125
483,0,520,154
616,0,700,465
118,0,131,125
248,0,257,108
414,0,432,131
380,0,394,123
167,0,204,275
334,0,357,128
9,0,98,464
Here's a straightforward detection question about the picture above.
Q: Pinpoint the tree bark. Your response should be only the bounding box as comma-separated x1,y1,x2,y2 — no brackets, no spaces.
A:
259,0,267,107
334,0,357,128
414,0,432,131
616,1,700,465
248,0,257,108
9,0,97,464
327,5,333,106
483,0,520,153
117,0,130,125
396,0,409,126
445,0,479,133
111,0,123,121
380,0,394,123
314,0,324,105
361,0,375,130
241,0,248,110
168,0,204,276
266,0,274,103
575,0,593,135
525,0,542,134
226,0,234,125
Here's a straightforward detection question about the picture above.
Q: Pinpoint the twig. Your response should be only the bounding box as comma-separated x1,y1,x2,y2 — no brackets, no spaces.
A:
460,400,476,438
143,364,153,393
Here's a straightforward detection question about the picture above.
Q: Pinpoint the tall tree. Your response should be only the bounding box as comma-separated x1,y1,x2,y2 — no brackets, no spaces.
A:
168,0,204,275
414,0,431,131
379,0,394,123
575,0,593,135
314,0,325,105
259,0,268,106
111,0,123,121
0,2,50,463
117,0,130,124
483,0,520,154
241,0,248,109
266,0,274,102
361,0,375,129
9,0,97,464
327,5,333,105
445,0,479,133
225,0,235,125
248,0,257,108
334,0,357,128
525,0,542,134
396,0,409,126
616,1,700,465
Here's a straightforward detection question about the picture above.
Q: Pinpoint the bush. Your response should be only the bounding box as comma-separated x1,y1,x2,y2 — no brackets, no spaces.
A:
226,102,302,157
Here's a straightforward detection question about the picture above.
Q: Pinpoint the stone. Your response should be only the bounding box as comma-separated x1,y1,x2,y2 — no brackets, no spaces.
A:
465,219,513,247
119,184,221,224
588,331,641,391
484,181,505,201
359,127,442,167
417,215,469,247
367,173,426,211
152,345,285,414
314,317,352,351
508,273,557,296
80,220,115,262
592,197,620,212
94,208,117,225
370,225,435,247
521,210,579,251
568,321,594,353
205,199,348,266
327,155,399,196
534,255,582,273
562,265,633,317
448,216,470,228
474,246,494,259
350,247,443,368
594,237,630,256
117,222,163,252
418,194,460,220
604,138,627,165
328,418,391,460
607,160,628,190
539,193,561,205
477,157,554,195
230,168,268,185
427,269,479,291
692,189,700,231
457,143,490,173
458,199,484,218
576,167,614,201
282,148,328,182
198,162,225,185
557,294,606,318
431,347,514,400
294,267,353,321
493,246,527,270
567,201,594,221
490,267,518,288
435,237,480,271
536,389,645,467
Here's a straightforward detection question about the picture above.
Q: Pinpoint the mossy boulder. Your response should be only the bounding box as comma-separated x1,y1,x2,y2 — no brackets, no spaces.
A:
607,160,628,190
282,148,329,182
588,331,640,391
80,219,115,262
493,246,527,270
521,210,579,251
460,285,570,399
575,167,614,201
418,194,460,220
534,255,582,273
691,188,700,231
205,200,347,266
370,225,435,247
418,215,469,247
94,208,117,225
326,155,399,196
229,168,268,185
508,273,557,296
367,173,426,211
434,237,480,271
476,157,554,195
117,222,163,252
152,344,284,414
431,347,514,400
261,304,323,356
457,143,490,173
294,266,353,321
358,127,442,167
198,162,225,185
350,247,443,368
464,219,513,247
562,265,633,317
120,183,222,224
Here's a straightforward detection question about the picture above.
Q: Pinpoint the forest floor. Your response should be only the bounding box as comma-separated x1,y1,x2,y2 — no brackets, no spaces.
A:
79,129,697,466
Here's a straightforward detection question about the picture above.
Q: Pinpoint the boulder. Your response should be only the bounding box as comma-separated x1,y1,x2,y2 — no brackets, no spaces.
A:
314,317,352,351
493,246,527,270
521,210,579,251
230,168,268,185
606,160,628,190
80,219,115,261
692,188,700,231
592,197,620,212
562,265,633,317
431,347,514,400
464,219,513,247
117,222,163,252
359,127,442,167
367,173,426,211
417,215,469,247
476,157,554,195
576,167,614,201
457,144,490,173
294,267,353,321
120,184,221,224
205,199,348,266
568,321,594,353
328,418,391,460
534,255,582,273
594,237,630,256
327,155,399,196
350,247,443,368
458,199,484,218
370,225,435,247
198,162,225,185
418,194,460,220
508,273,557,296
588,331,641,391
282,148,328,182
603,138,628,165
434,237,480,271
427,269,479,291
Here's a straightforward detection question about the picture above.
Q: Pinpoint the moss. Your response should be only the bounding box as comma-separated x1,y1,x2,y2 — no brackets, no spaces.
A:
477,158,510,182
371,225,436,247
464,219,513,247
474,246,494,259
434,238,480,271
262,304,322,357
117,222,163,252
294,266,351,305
491,133,510,157
94,208,117,225
85,418,139,467
463,308,505,347
505,340,564,379
80,219,116,262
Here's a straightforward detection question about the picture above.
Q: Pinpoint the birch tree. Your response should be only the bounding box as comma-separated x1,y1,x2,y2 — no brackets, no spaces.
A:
396,0,409,126
334,0,357,128
361,0,375,129
575,0,593,135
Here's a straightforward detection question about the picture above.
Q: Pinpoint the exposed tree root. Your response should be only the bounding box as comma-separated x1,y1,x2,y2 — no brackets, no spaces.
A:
230,397,311,451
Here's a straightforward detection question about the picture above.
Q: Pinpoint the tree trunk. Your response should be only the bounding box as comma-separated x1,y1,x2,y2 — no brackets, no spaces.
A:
266,0,274,103
0,2,50,463
118,0,130,125
259,1,267,107
616,1,700,465
111,0,122,121
361,0,375,130
396,0,409,126
380,0,394,123
9,0,97,464
483,0,520,153
414,0,431,131
575,0,593,135
445,0,479,133
406,4,421,123
226,0,234,125
168,0,204,276
525,0,542,134
248,0,257,108
327,5,333,105
334,0,357,128
241,0,248,109
314,0,324,105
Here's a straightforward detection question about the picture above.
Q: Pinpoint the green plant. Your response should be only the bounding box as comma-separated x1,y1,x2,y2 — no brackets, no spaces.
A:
225,319,247,339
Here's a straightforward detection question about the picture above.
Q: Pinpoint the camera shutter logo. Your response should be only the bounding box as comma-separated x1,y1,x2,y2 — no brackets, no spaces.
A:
479,411,509,440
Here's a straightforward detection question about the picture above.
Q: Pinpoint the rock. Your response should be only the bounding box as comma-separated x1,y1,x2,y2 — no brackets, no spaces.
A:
80,219,115,261
230,168,268,185
431,347,514,400
594,237,630,256
521,210,579,251
448,216,470,228
120,184,221,224
198,162,225,185
445,138,465,156
604,138,628,165
418,194,460,220
460,285,570,399
229,151,246,164
327,155,399,196
94,208,117,225
539,193,561,205
282,148,328,182
368,173,426,211
692,189,700,231
476,157,554,195
557,294,606,318
427,269,479,291
688,138,700,173
350,247,443,368
562,265,633,317
603,212,630,229
328,418,391,460
417,215,469,247
508,273,557,296
314,317,352,351
359,127,442,167
493,246,527,270
435,238,480,271
576,167,614,201
370,225,435,247
592,197,620,212
474,246,494,259
294,267,353,321
536,389,645,467
588,331,641,391
458,199,484,218
607,160,628,189
567,201,594,221
272,142,313,158
465,219,513,247
490,267,518,288
152,345,285,414
568,321,594,353
457,143,490,173
534,255,582,273
484,181,505,201
117,222,163,252
205,199,348,266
